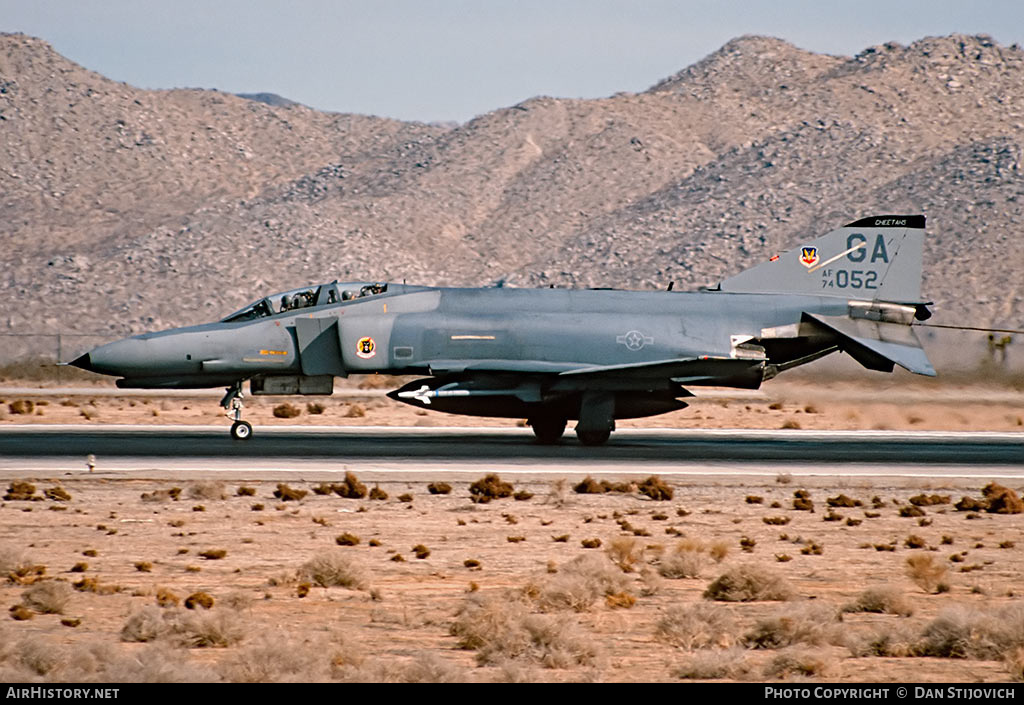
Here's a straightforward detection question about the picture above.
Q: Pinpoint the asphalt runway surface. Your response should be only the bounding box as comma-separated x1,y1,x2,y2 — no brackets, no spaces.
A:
0,426,1021,475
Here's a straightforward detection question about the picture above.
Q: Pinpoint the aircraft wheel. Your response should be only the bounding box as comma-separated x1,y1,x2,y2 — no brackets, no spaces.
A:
576,429,611,446
230,421,253,440
530,417,566,444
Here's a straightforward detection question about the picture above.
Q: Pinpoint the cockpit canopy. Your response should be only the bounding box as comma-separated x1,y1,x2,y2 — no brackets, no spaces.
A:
222,281,389,323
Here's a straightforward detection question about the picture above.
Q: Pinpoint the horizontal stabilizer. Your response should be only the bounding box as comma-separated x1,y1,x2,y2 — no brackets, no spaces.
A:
804,313,936,376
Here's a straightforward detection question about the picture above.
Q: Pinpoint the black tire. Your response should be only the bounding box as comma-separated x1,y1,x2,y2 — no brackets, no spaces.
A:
576,429,611,446
230,421,253,440
530,417,566,444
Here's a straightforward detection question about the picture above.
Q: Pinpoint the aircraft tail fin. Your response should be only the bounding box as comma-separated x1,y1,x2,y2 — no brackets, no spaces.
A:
718,216,925,304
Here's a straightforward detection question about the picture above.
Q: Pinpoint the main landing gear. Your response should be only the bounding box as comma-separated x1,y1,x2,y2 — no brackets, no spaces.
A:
221,382,252,440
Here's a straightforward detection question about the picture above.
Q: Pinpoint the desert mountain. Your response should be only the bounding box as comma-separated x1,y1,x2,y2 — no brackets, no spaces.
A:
1,32,1022,353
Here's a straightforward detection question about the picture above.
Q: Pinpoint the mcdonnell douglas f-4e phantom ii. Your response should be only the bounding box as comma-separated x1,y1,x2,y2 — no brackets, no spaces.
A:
72,215,936,445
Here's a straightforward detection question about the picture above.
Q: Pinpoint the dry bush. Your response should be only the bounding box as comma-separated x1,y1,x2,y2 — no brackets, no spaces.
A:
103,643,218,682
306,402,326,415
312,483,334,496
507,535,526,543
905,554,949,593
743,604,843,649
763,516,790,525
189,481,226,501
763,648,839,679
674,647,753,680
470,474,514,500
514,490,534,501
605,592,636,609
121,607,171,642
156,588,180,608
827,494,862,507
413,544,431,559
134,561,153,572
9,605,33,620
273,484,307,501
44,486,72,502
1006,647,1024,681
905,534,928,549
746,495,764,504
909,493,951,506
708,541,730,563
703,564,795,602
655,604,736,650
605,537,644,573
983,482,1024,514
71,562,87,573
638,476,673,501
658,540,708,579
900,505,926,518
15,636,65,676
218,633,326,682
369,485,388,500
8,400,34,415
272,403,302,419
398,493,413,503
0,546,35,581
185,592,214,610
335,533,361,546
236,486,256,497
844,586,914,617
918,605,1024,659
800,541,823,555
199,549,227,560
175,609,246,648
4,481,38,501
451,593,599,668
343,403,366,418
428,482,452,495
333,472,367,499
299,552,368,590
580,538,602,549
529,554,630,612
21,581,72,614
955,496,988,512
573,476,605,494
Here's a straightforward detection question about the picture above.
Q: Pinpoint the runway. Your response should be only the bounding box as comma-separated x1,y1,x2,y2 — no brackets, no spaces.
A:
0,425,1021,478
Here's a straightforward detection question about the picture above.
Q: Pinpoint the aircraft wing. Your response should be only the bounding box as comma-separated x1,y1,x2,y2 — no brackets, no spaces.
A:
556,356,765,389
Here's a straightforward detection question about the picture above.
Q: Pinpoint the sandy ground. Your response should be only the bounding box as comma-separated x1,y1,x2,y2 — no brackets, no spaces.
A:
2,376,1024,682
1,472,1024,683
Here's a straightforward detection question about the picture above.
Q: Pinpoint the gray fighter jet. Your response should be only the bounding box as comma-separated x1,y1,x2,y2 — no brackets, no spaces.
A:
71,215,935,444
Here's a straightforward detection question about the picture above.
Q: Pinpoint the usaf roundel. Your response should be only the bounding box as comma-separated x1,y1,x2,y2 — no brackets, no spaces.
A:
617,330,654,351
356,336,376,359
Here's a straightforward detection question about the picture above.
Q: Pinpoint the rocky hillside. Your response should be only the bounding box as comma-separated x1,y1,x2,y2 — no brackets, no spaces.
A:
1,32,1022,357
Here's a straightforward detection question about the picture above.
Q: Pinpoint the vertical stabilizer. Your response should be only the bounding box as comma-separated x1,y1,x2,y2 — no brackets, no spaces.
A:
718,215,925,303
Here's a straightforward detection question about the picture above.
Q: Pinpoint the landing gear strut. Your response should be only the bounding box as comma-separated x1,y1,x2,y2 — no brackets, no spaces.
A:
221,382,252,440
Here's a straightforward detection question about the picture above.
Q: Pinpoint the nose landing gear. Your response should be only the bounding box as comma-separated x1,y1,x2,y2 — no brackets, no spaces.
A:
221,382,252,440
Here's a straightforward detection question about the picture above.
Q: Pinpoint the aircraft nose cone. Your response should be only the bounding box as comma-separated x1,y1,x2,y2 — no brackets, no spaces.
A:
77,338,152,376
69,353,95,372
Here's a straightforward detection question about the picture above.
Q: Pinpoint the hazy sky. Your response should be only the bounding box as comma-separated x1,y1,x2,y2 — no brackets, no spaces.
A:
3,1,1022,123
